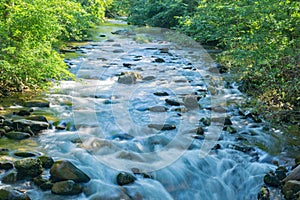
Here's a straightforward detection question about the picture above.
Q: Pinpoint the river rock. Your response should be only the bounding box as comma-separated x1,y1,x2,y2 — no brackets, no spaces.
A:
12,119,49,134
4,131,31,140
154,58,165,63
200,118,211,126
148,106,168,112
14,158,43,179
257,186,270,200
224,116,233,125
283,165,300,182
148,124,176,131
0,162,13,170
153,92,169,96
38,156,54,169
223,125,237,134
165,99,181,106
2,171,18,184
16,110,32,117
50,160,90,183
24,100,50,108
282,180,300,200
264,171,281,187
0,115,5,120
0,186,31,200
26,116,48,123
116,172,136,186
51,180,82,195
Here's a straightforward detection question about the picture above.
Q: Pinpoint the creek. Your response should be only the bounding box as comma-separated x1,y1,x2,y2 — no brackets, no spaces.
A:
8,20,295,199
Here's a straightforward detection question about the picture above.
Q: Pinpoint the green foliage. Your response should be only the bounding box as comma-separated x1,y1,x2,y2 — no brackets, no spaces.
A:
125,0,198,28
0,0,111,95
178,0,299,113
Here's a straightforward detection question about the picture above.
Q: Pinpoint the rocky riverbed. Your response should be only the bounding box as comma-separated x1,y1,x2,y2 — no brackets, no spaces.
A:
0,20,299,200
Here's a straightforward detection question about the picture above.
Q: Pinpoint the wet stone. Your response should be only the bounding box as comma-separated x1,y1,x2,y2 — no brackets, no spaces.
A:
14,110,31,116
24,100,50,108
0,187,31,200
154,58,165,63
0,162,13,170
165,99,181,106
51,180,83,195
257,186,270,200
148,124,176,131
153,92,169,96
282,180,300,200
224,117,233,125
117,172,136,186
2,171,18,184
264,171,281,187
5,131,31,140
50,160,90,183
38,156,54,169
14,158,43,179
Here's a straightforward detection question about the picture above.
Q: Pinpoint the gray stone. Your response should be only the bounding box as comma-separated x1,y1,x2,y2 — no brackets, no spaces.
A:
118,74,137,84
284,165,300,182
4,131,31,140
116,172,136,186
14,158,43,179
51,180,82,195
50,160,90,183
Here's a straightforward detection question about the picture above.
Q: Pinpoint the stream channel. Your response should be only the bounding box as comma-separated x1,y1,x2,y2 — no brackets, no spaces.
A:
10,20,297,199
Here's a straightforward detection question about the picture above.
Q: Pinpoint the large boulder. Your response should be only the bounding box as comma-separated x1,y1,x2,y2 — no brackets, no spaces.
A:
51,180,82,195
14,158,43,179
50,160,90,183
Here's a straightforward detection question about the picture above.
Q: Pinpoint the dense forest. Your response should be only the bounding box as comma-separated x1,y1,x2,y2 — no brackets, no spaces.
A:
0,0,299,125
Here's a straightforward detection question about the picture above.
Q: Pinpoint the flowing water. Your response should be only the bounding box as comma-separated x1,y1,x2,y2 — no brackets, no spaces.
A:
27,20,292,199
